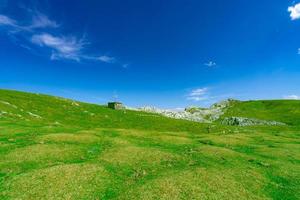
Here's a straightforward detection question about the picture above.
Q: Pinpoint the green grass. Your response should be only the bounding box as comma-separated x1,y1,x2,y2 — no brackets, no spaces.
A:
0,89,299,199
221,100,300,126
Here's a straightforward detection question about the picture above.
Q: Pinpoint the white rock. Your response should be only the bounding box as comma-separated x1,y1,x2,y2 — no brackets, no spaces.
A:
27,112,42,118
128,99,236,123
0,100,18,109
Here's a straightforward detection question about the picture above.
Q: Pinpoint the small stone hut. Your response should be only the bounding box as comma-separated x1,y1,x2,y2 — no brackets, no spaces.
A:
108,102,124,110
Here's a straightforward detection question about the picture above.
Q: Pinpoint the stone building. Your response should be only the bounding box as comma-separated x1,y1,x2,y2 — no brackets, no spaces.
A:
108,102,124,110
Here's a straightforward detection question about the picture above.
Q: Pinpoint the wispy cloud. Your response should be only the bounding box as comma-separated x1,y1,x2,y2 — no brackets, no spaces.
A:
288,3,300,20
97,55,116,63
204,61,217,67
0,11,125,65
122,64,129,68
31,33,85,61
29,12,59,29
283,95,300,100
187,88,209,101
0,14,17,26
189,88,208,96
0,12,58,31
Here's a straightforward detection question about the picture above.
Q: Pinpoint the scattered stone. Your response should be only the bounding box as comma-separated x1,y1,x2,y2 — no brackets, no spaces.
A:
71,101,80,106
27,112,42,118
0,111,8,116
0,100,18,109
221,117,285,126
133,169,147,179
248,158,271,167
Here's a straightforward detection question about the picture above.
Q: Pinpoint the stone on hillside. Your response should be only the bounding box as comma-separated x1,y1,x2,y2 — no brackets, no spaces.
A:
221,117,285,126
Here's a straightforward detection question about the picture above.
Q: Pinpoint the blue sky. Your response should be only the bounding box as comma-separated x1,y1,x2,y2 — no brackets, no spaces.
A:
1,0,300,108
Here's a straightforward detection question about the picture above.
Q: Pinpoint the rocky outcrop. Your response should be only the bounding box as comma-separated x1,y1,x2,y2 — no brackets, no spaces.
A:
221,117,285,126
135,99,237,123
137,106,210,123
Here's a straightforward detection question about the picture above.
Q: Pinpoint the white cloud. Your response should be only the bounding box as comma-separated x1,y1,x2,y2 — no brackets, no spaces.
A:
189,88,208,96
122,64,129,68
187,88,209,102
0,13,58,31
30,12,59,29
283,95,300,100
31,33,120,63
0,12,123,64
204,61,217,67
97,55,116,63
288,3,300,20
0,15,18,27
31,33,85,61
187,96,208,101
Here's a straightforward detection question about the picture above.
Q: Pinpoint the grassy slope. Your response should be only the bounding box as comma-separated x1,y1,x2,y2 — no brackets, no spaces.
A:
0,89,299,200
221,100,300,126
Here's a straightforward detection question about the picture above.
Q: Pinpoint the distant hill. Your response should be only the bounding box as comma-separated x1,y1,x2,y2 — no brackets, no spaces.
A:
0,89,208,133
1,89,299,127
220,100,300,126
137,98,300,127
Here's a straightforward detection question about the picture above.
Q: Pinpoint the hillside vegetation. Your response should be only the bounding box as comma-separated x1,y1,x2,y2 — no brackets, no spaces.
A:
221,100,300,126
0,89,299,200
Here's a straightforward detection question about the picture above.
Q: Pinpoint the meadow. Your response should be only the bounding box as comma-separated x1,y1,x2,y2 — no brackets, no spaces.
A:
0,89,299,199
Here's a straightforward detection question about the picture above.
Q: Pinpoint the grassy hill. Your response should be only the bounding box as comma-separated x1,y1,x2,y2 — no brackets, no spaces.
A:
221,100,300,126
0,89,299,199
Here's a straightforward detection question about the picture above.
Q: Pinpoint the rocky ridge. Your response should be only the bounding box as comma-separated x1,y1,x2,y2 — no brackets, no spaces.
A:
131,99,286,126
133,99,236,123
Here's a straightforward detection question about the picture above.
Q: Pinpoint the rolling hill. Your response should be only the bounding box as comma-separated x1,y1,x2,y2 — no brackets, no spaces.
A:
0,89,299,200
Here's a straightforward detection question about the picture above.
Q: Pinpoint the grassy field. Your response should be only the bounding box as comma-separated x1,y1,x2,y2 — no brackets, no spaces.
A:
0,89,299,199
